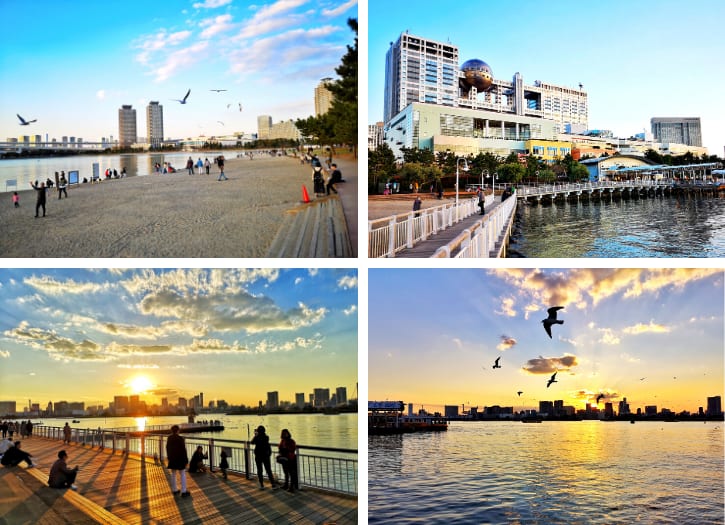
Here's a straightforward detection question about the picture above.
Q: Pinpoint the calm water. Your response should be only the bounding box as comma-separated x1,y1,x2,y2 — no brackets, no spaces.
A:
37,413,357,450
510,195,725,257
0,151,236,193
368,421,724,524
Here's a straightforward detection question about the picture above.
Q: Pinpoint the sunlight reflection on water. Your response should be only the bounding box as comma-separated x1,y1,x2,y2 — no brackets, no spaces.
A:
368,421,724,524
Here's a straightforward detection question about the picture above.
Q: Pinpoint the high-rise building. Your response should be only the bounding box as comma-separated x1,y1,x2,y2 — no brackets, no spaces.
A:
295,393,305,409
384,32,459,122
118,105,137,147
146,101,164,148
257,115,272,140
707,396,722,416
0,401,16,416
618,397,631,416
267,391,279,410
315,78,334,116
336,387,347,405
651,117,702,147
313,388,330,408
368,122,384,150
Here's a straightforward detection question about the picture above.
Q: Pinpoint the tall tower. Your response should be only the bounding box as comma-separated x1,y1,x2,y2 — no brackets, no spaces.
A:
146,101,164,148
257,115,272,140
314,78,334,116
384,31,459,123
118,105,137,147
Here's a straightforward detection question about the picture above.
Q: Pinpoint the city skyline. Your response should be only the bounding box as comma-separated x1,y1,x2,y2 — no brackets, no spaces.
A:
0,268,358,408
0,0,357,141
368,0,725,155
369,268,724,413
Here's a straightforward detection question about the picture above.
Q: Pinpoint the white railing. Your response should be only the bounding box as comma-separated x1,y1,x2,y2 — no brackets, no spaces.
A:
516,180,671,198
368,195,494,258
32,424,357,496
432,195,517,258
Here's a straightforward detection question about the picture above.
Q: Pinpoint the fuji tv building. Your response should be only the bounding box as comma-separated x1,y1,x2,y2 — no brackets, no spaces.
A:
383,32,588,162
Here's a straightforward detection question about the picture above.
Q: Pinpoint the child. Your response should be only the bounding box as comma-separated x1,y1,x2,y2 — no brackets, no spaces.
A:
220,449,229,479
12,192,19,207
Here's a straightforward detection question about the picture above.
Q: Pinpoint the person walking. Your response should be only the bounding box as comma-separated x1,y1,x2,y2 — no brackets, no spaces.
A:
48,450,78,489
277,428,298,492
12,192,19,208
166,425,190,497
413,195,422,218
204,158,211,174
477,188,485,215
30,181,47,218
62,422,71,444
217,155,227,181
58,174,68,199
251,425,277,489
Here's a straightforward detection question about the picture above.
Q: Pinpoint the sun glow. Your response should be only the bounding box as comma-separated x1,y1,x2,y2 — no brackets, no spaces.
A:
128,375,153,394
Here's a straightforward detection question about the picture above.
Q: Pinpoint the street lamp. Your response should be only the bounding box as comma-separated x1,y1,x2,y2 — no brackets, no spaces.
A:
456,157,469,220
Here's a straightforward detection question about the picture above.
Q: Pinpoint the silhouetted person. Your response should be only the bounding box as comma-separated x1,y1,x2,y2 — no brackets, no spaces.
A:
48,450,77,489
30,181,46,217
252,425,277,489
166,425,190,497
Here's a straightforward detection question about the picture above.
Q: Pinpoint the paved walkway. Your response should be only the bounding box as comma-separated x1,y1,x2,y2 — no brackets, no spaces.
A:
0,437,356,524
331,156,358,257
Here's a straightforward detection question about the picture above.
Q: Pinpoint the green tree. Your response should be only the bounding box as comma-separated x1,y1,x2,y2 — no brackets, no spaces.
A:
496,163,526,185
400,147,435,166
368,143,396,194
398,162,443,191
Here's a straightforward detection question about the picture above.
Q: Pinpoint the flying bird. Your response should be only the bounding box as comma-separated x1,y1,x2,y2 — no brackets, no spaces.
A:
517,391,523,397
210,89,227,92
596,393,604,404
17,114,37,125
542,306,564,339
639,377,646,381
546,371,558,388
238,103,243,112
217,121,225,126
492,356,501,369
173,89,191,104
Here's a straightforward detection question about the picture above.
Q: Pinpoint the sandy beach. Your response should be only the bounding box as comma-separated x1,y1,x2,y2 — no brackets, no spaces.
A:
1,154,357,258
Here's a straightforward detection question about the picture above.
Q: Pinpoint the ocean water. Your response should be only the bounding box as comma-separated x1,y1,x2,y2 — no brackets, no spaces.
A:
368,421,724,524
509,194,725,257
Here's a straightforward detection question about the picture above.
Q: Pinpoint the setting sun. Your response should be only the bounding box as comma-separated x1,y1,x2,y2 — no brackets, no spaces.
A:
128,375,153,394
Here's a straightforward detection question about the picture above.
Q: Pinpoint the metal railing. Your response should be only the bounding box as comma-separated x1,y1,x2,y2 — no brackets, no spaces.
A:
32,425,357,496
432,194,517,258
368,195,494,258
516,180,672,198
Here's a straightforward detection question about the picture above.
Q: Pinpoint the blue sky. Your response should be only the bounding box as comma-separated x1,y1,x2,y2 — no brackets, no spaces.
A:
0,268,358,409
368,0,725,155
369,268,724,413
0,0,357,142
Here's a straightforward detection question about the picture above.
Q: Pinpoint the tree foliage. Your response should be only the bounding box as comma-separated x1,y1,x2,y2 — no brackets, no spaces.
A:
368,143,396,193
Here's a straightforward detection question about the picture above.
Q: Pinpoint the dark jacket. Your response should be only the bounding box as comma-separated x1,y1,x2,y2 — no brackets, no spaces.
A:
252,433,272,458
166,433,188,470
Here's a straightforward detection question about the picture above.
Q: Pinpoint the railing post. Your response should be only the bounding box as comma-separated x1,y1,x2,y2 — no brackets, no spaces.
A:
387,216,396,258
209,438,215,472
406,211,415,248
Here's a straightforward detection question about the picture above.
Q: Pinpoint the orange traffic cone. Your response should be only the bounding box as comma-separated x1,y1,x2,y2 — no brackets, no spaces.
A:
302,185,311,203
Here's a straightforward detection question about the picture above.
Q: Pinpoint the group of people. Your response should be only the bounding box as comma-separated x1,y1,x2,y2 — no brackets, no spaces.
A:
1,420,33,439
0,437,79,491
103,167,127,179
185,157,213,175
165,424,299,498
309,151,344,197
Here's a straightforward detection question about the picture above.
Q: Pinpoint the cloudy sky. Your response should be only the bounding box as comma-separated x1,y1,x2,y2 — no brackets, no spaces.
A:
369,268,723,414
0,268,357,409
0,0,357,141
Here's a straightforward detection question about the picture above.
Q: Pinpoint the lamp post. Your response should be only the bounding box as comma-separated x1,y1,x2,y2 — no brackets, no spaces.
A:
456,157,469,221
481,169,488,192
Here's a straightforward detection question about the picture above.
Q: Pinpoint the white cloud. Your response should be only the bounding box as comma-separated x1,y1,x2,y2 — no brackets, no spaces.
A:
337,275,357,289
343,305,357,316
321,0,357,17
294,277,303,285
495,296,516,317
200,14,234,39
96,90,106,100
0,350,9,358
193,0,232,8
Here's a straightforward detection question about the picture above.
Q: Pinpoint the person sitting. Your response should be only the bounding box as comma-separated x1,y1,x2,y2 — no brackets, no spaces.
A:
1,441,34,468
48,450,78,489
188,446,208,473
0,437,14,457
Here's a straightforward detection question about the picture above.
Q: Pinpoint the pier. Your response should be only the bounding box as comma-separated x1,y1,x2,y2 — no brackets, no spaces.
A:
0,426,357,524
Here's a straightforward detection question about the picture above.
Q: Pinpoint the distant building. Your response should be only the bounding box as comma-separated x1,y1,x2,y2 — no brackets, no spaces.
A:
604,402,614,418
444,405,459,418
539,400,553,416
118,105,137,147
645,405,657,417
146,101,164,148
266,391,279,410
618,397,631,416
651,117,702,147
368,122,384,150
313,388,330,408
335,386,347,405
315,78,334,116
707,396,722,416
0,401,16,417
295,393,305,409
257,115,272,139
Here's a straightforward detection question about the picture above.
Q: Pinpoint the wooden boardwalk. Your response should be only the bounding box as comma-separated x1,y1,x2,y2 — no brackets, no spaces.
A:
0,437,357,525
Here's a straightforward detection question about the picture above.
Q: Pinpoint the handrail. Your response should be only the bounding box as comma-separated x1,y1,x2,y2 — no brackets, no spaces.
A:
368,195,494,258
516,180,673,198
32,424,357,496
432,195,517,258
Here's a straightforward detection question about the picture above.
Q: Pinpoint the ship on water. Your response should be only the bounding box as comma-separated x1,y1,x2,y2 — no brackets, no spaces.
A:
368,401,448,434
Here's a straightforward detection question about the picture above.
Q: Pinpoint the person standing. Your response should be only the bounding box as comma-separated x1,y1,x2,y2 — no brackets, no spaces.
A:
477,188,485,215
30,181,46,218
217,155,227,181
58,174,68,199
251,425,277,489
166,425,190,497
48,450,77,489
12,192,19,208
278,428,298,492
196,158,203,175
413,195,422,218
204,158,211,174
63,422,71,444
219,449,229,480
186,157,194,175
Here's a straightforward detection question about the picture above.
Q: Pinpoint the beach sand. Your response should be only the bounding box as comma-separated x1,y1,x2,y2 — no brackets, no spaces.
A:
1,154,356,258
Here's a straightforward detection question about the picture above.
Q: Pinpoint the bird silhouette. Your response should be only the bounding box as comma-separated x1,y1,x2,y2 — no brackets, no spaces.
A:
210,89,227,92
542,306,564,338
596,393,604,404
517,391,523,397
217,121,225,126
492,356,501,369
17,114,37,125
238,103,243,112
173,89,191,104
546,371,558,388
639,377,646,381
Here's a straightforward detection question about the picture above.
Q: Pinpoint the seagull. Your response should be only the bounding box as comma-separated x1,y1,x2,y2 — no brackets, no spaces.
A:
542,306,564,339
596,393,604,404
173,89,191,104
17,114,37,125
517,391,523,397
639,377,646,381
217,121,225,126
492,356,502,369
238,103,243,112
210,89,227,92
546,371,558,388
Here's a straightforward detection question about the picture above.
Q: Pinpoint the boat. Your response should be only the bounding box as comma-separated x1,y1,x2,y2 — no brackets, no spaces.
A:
368,401,448,434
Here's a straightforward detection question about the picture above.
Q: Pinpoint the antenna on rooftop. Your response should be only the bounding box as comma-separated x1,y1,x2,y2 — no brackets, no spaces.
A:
578,82,583,90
